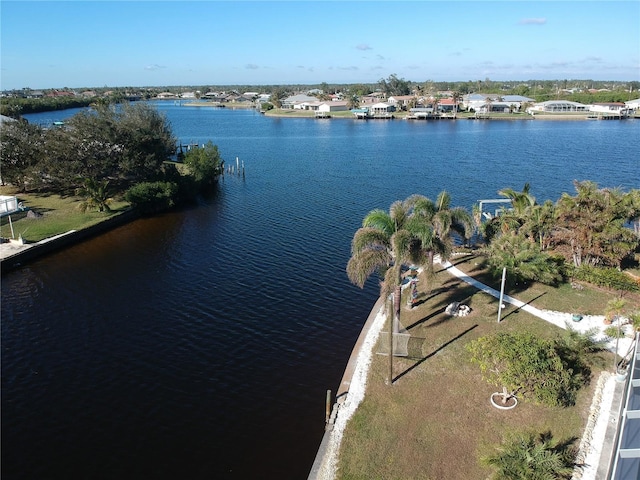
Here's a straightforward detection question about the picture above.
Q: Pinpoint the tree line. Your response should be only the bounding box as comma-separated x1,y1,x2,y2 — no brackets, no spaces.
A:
0,103,224,213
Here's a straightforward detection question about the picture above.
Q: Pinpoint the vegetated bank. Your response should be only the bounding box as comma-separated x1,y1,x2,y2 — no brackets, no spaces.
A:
0,102,225,272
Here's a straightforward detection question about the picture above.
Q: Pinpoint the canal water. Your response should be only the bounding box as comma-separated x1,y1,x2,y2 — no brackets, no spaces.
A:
2,104,639,479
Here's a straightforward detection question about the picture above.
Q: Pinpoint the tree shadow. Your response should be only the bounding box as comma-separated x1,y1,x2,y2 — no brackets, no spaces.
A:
498,292,547,321
393,324,478,383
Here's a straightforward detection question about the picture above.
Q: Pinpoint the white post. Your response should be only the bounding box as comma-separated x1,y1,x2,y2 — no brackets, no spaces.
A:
497,267,506,323
8,214,15,239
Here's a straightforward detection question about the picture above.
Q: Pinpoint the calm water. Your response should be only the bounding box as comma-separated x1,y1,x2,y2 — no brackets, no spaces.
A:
3,105,639,479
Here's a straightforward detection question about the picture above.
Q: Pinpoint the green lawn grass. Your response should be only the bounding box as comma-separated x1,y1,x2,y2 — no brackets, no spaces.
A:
0,186,129,243
336,263,620,480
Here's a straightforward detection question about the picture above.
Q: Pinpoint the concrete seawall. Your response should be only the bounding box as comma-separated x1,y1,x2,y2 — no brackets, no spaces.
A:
1,209,140,274
307,296,386,480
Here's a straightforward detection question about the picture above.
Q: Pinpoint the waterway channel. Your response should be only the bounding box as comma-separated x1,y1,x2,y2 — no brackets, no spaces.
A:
2,105,638,479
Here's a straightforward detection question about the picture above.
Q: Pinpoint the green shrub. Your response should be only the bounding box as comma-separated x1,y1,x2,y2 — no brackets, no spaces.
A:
467,332,585,407
124,181,179,214
572,265,640,292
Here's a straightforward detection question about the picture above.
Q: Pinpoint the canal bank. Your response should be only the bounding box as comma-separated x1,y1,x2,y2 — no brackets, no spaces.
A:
307,296,386,480
0,209,139,274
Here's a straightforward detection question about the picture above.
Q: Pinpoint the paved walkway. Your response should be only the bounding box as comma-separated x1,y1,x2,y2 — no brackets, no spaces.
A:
439,258,634,355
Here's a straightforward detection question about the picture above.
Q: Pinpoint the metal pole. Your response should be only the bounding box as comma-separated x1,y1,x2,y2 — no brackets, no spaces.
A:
497,267,506,323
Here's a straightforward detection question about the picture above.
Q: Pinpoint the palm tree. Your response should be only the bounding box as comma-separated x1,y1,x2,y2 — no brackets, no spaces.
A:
521,200,556,250
482,96,493,117
347,197,422,383
76,178,112,213
412,191,474,269
498,182,536,216
482,231,563,287
554,181,638,268
451,91,461,118
347,94,360,110
431,96,439,116
482,430,578,480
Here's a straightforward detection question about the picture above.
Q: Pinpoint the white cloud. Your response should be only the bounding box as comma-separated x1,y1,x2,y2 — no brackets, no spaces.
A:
518,18,547,25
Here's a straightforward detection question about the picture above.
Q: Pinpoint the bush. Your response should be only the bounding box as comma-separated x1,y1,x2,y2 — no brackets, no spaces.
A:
572,265,640,292
467,332,585,407
124,181,179,214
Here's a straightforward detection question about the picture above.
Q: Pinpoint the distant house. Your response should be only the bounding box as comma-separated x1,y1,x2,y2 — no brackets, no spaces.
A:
409,107,435,118
387,95,415,109
500,95,535,110
438,98,457,112
526,100,589,114
47,90,76,97
589,102,627,113
463,93,534,112
282,94,318,109
369,102,395,115
626,98,640,110
475,102,512,114
361,92,385,105
317,101,349,113
157,92,178,99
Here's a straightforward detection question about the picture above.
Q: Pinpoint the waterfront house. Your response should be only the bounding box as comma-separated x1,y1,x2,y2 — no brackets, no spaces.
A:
157,92,179,99
463,93,534,112
625,98,640,110
589,103,628,114
281,94,318,109
369,102,395,115
387,95,416,110
409,107,435,118
526,100,590,114
317,101,349,113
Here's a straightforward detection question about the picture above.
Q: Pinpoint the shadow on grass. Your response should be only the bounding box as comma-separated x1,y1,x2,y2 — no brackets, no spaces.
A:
497,292,547,322
393,324,478,384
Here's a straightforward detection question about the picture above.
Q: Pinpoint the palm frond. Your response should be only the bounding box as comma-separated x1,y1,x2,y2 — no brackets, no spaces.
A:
346,249,391,288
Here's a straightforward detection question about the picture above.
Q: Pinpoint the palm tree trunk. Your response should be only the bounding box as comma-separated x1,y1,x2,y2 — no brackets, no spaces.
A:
393,284,401,334
387,296,394,384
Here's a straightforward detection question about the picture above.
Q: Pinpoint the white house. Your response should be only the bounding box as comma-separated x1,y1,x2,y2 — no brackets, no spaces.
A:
589,102,628,114
526,100,589,114
317,101,349,113
626,98,640,110
282,94,318,109
369,102,395,115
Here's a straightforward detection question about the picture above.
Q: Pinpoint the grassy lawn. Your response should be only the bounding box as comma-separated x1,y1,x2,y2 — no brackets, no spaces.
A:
336,262,618,480
0,186,130,243
447,252,635,316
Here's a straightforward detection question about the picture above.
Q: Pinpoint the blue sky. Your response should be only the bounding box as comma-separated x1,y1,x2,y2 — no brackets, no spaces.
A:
1,1,639,90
